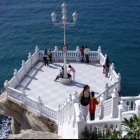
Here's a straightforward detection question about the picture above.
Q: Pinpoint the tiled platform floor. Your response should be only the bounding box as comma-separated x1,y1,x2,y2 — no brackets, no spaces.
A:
17,61,114,110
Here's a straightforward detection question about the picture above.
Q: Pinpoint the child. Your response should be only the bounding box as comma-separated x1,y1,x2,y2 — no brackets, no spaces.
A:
89,91,99,120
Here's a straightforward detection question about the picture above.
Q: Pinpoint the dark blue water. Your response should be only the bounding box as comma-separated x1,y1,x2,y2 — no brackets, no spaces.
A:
0,0,140,138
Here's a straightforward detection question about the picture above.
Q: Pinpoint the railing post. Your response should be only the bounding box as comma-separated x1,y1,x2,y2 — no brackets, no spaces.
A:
98,46,101,63
4,80,10,98
22,60,27,76
135,99,140,116
104,83,109,99
72,91,86,139
104,54,107,65
109,63,115,80
21,87,26,104
13,69,18,86
54,46,58,62
118,100,128,134
38,96,43,116
76,46,80,62
111,89,120,118
117,73,121,91
35,46,39,60
98,93,107,119
28,52,33,68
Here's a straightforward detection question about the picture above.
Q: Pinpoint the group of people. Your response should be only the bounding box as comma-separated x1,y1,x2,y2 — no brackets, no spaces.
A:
79,85,99,121
43,48,52,66
54,65,76,81
80,46,90,63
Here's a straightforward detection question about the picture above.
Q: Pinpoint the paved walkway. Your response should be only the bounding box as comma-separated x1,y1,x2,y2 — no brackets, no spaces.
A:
16,61,114,110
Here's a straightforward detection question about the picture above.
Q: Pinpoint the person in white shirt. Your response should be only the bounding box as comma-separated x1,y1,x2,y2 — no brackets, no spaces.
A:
84,46,90,63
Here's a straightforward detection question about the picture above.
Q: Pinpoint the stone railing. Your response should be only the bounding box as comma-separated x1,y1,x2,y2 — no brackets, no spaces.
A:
5,86,57,121
95,89,120,120
58,91,85,139
8,46,39,88
86,118,121,138
121,95,140,111
39,46,99,62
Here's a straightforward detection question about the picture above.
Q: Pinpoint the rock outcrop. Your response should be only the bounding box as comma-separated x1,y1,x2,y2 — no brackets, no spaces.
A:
0,92,59,139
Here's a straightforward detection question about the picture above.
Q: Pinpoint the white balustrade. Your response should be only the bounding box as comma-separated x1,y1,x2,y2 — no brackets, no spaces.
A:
121,96,140,111
86,118,121,138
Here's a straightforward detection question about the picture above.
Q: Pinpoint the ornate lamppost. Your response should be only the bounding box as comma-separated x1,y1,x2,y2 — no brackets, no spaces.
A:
51,2,78,78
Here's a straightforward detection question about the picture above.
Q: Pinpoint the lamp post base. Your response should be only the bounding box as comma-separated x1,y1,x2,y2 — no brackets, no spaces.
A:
60,77,72,85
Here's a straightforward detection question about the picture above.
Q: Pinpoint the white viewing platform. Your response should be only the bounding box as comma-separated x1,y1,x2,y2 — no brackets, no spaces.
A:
5,46,140,139
4,46,120,110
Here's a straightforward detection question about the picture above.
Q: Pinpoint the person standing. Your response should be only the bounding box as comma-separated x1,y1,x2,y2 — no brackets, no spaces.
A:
68,65,76,81
84,46,90,63
48,49,52,63
89,91,99,120
79,85,90,120
43,54,48,66
80,46,85,62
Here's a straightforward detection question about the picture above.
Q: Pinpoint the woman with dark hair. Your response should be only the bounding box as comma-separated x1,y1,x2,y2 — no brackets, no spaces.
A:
79,85,90,120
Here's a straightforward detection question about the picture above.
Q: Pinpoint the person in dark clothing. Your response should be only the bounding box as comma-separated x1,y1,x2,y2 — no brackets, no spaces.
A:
48,49,52,63
79,85,90,120
54,66,64,81
80,46,85,62
43,55,48,66
103,56,110,77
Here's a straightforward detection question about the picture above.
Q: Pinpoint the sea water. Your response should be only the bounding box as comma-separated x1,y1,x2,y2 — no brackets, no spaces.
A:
0,0,140,138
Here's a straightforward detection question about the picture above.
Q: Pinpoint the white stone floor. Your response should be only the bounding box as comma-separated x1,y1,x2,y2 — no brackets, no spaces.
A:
16,61,114,110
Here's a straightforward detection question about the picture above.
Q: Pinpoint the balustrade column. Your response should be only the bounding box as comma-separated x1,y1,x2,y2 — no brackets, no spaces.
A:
28,52,33,68
98,46,101,63
4,80,10,98
54,46,58,62
111,89,119,118
109,63,115,79
104,83,109,98
76,46,80,62
98,93,107,119
35,46,39,61
117,73,121,91
21,87,26,104
38,96,43,116
22,60,27,76
135,99,140,116
13,69,19,86
72,91,86,139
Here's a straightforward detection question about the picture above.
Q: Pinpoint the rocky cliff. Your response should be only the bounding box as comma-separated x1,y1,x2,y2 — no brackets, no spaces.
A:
0,92,60,139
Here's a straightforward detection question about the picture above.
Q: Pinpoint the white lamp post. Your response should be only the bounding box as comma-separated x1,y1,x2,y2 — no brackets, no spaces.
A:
51,2,78,78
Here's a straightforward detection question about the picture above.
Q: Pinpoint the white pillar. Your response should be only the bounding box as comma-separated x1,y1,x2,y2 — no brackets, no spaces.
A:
76,46,80,62
28,52,32,68
104,83,109,99
111,89,119,118
135,100,140,116
72,91,86,139
21,87,26,103
13,69,18,86
98,46,101,63
35,46,39,60
54,46,58,62
22,60,26,75
4,80,9,98
117,73,121,91
38,96,43,115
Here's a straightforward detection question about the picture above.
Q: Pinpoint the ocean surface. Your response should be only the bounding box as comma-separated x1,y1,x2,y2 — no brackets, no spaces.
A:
0,0,140,138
